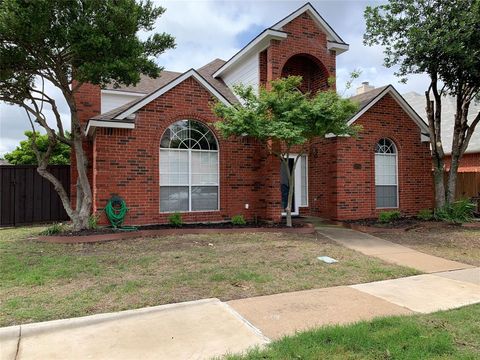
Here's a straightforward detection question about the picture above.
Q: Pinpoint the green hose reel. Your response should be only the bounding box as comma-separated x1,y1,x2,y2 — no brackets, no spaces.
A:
105,196,137,231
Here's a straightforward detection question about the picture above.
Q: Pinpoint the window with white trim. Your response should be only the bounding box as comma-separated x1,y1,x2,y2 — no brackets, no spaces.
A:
375,138,398,208
160,120,219,212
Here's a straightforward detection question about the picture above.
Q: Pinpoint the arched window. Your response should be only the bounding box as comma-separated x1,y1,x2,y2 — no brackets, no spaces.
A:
160,120,219,212
375,138,398,208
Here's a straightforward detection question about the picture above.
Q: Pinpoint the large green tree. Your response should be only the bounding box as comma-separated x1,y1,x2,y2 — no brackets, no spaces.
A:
0,0,175,230
213,76,359,227
4,131,70,165
364,0,480,207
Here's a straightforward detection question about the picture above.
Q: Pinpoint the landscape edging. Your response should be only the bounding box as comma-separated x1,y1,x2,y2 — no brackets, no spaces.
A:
36,224,315,244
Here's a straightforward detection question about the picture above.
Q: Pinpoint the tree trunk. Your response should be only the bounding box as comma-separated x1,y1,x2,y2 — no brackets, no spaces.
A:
286,169,295,227
70,117,93,231
426,78,447,208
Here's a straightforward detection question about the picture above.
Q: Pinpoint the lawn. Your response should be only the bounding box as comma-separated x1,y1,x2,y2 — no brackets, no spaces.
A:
225,304,480,359
375,224,480,266
0,226,419,326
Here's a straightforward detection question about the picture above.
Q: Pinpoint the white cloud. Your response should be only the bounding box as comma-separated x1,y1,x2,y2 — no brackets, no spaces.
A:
0,0,431,156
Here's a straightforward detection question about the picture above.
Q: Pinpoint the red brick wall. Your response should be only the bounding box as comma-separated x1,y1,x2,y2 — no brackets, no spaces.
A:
281,54,329,94
445,152,480,172
326,94,434,220
93,77,282,225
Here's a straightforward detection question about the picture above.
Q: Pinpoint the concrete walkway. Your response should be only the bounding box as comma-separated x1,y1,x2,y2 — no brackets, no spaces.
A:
0,299,268,360
316,226,473,273
1,227,479,359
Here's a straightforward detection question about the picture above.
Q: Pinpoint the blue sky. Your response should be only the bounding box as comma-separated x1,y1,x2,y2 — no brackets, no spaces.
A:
0,0,430,156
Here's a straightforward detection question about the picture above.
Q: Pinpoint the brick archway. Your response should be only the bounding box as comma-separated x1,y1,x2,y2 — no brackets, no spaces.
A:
280,54,329,94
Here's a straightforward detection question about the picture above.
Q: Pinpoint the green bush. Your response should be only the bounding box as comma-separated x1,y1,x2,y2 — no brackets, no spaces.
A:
40,223,65,235
88,214,100,229
231,215,247,226
378,210,401,223
435,199,475,224
417,209,433,221
168,212,183,227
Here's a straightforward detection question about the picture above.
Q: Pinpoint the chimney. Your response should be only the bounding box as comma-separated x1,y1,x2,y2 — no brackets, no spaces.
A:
356,81,375,95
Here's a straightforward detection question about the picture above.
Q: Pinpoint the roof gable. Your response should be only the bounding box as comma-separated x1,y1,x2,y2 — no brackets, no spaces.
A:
271,3,347,46
349,85,429,136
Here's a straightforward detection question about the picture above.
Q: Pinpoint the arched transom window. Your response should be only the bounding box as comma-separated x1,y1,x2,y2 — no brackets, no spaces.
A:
160,120,219,212
375,138,398,208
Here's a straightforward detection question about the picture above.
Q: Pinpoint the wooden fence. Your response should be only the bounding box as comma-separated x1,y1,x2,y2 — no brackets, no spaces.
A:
449,172,480,200
0,165,70,227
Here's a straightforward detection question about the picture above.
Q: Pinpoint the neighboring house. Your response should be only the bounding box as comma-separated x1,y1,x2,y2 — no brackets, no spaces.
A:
73,3,433,224
403,92,480,172
0,159,11,165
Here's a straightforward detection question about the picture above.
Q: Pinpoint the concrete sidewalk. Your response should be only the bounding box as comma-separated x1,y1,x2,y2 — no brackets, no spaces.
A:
316,226,473,273
0,299,268,360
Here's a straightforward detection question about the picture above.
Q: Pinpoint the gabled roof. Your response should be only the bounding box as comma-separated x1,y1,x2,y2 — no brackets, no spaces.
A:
88,68,233,133
271,2,347,45
213,3,348,79
197,59,240,105
348,85,430,136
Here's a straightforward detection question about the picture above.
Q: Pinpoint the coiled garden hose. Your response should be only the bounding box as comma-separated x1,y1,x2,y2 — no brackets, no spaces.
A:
105,196,137,231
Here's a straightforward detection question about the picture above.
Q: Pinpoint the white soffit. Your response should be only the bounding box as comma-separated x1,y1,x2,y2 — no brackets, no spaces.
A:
86,120,135,136
101,89,146,97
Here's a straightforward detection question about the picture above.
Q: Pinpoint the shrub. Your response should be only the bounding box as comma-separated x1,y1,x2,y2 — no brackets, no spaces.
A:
378,210,401,223
168,212,183,227
417,209,433,221
88,214,100,229
40,223,65,235
231,215,247,226
434,199,475,224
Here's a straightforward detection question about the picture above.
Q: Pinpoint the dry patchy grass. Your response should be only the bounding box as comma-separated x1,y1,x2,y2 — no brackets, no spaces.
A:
375,224,480,266
0,226,419,326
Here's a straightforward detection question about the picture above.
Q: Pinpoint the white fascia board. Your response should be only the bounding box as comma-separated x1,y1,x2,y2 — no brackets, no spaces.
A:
327,41,349,55
213,29,287,78
101,89,146,97
114,70,232,120
271,3,346,45
86,120,135,136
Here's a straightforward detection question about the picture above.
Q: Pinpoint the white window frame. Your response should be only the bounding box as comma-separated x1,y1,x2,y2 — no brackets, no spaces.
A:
159,121,220,213
375,140,399,209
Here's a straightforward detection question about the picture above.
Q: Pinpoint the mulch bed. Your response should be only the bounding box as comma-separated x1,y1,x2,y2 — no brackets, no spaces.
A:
341,217,480,234
36,222,315,244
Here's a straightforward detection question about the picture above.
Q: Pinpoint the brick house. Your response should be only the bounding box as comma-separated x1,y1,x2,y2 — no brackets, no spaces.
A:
74,3,433,225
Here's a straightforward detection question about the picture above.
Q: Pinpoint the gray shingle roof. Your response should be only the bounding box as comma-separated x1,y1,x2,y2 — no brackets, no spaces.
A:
348,85,389,111
197,59,239,105
92,59,238,121
104,71,182,94
402,91,480,154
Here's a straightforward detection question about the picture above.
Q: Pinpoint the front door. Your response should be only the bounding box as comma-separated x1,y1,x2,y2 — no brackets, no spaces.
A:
281,155,308,216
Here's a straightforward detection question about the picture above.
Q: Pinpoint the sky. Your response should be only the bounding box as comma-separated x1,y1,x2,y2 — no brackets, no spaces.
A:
0,0,431,157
